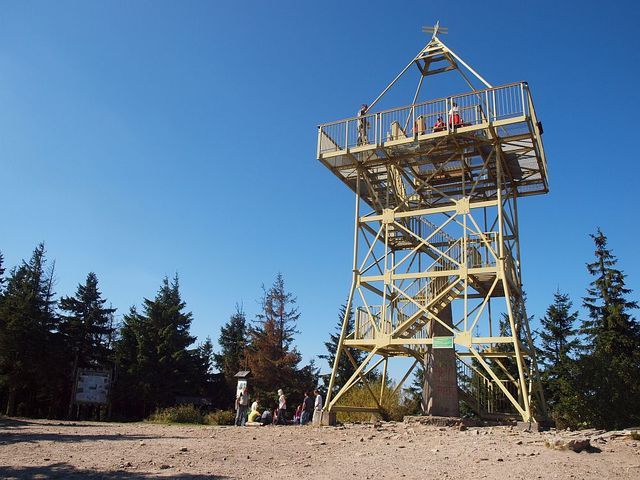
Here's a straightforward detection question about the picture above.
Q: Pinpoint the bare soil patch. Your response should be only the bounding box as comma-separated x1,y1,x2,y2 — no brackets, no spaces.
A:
1,417,639,479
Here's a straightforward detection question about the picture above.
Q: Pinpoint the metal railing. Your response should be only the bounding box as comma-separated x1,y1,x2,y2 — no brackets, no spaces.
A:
467,231,498,268
457,359,517,414
318,82,531,154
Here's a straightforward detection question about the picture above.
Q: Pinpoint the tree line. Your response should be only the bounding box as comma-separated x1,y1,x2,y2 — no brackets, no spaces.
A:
0,244,316,420
1,228,638,430
535,229,640,429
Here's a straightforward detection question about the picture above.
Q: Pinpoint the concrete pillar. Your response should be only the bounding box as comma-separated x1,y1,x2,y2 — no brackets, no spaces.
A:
313,410,336,426
423,304,459,417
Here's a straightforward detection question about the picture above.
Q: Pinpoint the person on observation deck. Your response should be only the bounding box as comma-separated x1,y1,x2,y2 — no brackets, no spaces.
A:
357,104,369,145
433,117,446,132
448,102,461,127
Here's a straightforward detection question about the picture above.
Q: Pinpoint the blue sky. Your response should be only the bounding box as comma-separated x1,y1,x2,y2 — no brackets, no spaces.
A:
1,0,639,380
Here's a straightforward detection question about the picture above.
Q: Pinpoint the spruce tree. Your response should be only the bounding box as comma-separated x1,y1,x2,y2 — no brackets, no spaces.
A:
59,272,116,416
0,244,63,416
319,303,362,394
112,306,147,418
113,275,201,418
0,251,6,293
577,229,640,429
213,305,247,407
214,305,247,380
538,291,579,369
244,273,316,406
536,290,581,422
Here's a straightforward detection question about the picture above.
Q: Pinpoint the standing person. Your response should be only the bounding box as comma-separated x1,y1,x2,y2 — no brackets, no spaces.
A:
301,391,314,425
314,389,323,411
357,104,369,145
277,389,287,425
312,389,323,424
235,387,249,426
448,102,460,127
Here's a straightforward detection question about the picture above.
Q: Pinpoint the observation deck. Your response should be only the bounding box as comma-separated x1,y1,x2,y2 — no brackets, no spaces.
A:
317,82,548,211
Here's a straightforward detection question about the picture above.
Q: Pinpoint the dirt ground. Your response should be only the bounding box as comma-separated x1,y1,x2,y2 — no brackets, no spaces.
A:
1,417,639,479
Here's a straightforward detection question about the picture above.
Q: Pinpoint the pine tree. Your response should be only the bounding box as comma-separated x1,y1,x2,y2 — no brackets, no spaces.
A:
576,229,640,429
0,244,64,416
194,336,223,403
112,275,201,418
198,337,215,380
244,273,316,407
113,306,147,418
0,251,6,293
537,291,580,369
59,272,116,416
318,303,362,394
213,305,247,407
214,306,247,380
536,290,581,422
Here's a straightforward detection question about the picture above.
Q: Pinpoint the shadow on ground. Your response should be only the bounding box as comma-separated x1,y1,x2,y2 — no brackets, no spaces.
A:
0,417,183,445
0,463,228,479
1,417,111,429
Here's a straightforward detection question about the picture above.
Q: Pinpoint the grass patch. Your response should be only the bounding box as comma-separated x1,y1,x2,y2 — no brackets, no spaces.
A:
205,410,235,426
147,405,236,426
335,380,414,423
147,405,204,424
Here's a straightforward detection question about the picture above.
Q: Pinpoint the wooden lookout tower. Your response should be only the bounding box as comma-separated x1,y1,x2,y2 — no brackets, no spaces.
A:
317,23,549,423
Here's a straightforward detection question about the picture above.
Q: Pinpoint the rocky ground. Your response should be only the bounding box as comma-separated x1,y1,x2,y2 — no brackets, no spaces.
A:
1,417,639,479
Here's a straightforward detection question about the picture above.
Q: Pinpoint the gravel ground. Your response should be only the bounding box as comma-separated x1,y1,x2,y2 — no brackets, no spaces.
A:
1,417,639,479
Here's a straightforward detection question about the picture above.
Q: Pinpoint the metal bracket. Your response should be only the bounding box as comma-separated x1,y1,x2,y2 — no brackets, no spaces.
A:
382,209,395,224
456,197,470,214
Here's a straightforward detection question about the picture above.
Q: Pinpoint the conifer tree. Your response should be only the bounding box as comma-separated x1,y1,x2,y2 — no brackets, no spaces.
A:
0,251,6,293
536,290,581,420
112,306,147,418
244,273,317,405
213,305,247,407
577,229,640,429
0,244,63,416
538,291,580,368
59,272,116,416
214,305,247,381
113,275,201,417
319,303,362,394
195,336,222,402
198,337,215,378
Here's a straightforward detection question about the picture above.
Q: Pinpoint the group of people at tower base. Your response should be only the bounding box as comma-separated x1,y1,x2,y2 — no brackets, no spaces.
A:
234,388,323,427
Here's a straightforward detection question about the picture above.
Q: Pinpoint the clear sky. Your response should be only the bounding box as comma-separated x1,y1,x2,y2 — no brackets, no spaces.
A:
1,0,639,380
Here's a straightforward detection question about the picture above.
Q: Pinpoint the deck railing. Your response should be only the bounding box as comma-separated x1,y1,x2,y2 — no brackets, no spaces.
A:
318,82,531,155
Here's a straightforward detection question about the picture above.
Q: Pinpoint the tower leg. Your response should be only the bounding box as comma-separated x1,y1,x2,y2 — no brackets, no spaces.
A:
423,304,459,417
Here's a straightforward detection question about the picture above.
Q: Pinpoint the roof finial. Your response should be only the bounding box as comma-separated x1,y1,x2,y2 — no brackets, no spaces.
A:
422,20,448,39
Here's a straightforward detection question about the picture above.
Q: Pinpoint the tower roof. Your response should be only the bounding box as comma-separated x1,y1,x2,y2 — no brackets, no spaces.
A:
366,22,493,114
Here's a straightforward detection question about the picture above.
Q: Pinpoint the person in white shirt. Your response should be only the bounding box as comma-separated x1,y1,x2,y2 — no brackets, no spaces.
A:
448,102,461,127
235,387,249,426
276,388,287,425
313,389,323,411
357,104,369,145
311,388,324,424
